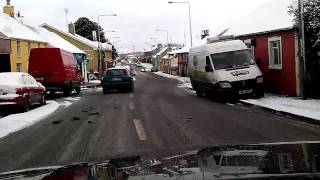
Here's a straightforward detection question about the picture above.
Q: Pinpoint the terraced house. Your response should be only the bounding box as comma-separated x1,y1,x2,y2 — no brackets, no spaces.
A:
0,0,46,73
41,23,113,77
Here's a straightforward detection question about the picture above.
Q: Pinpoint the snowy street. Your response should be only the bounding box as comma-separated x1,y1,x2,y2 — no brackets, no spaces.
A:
0,67,320,172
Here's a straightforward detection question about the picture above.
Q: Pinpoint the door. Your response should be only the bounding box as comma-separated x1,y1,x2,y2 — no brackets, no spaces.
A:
0,54,11,72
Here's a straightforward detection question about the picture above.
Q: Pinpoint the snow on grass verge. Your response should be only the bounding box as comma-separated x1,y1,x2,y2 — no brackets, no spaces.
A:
153,71,193,90
0,101,59,138
141,63,153,70
241,94,320,121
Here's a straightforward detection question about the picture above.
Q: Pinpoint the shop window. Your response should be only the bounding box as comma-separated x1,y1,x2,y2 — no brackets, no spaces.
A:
268,36,282,70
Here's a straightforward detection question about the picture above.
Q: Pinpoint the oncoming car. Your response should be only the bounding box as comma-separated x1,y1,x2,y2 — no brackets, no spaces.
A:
102,67,134,94
0,72,46,111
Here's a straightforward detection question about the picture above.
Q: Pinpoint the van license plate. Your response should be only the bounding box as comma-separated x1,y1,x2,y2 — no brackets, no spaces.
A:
112,78,121,81
35,77,44,81
239,89,253,95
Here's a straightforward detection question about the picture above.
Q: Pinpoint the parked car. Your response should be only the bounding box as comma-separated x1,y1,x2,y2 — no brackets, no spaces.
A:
188,38,264,99
28,48,82,96
0,72,46,111
101,67,134,94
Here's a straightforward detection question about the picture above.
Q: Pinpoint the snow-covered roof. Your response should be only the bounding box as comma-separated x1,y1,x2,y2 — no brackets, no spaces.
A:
156,47,169,56
143,46,158,53
174,45,190,54
40,23,112,51
0,13,46,42
30,27,85,54
0,72,27,86
226,0,294,36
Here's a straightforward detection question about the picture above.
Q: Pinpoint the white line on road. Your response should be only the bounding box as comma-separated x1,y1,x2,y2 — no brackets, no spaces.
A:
133,119,147,141
130,102,135,110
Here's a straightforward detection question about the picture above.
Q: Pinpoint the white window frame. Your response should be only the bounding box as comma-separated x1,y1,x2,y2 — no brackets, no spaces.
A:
16,63,22,72
244,39,255,58
17,41,21,57
268,36,283,70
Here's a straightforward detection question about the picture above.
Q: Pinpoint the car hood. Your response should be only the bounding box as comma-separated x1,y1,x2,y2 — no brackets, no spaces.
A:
1,141,320,180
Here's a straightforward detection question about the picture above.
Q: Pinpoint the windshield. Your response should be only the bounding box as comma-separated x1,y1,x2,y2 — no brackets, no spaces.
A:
210,50,254,70
1,0,320,177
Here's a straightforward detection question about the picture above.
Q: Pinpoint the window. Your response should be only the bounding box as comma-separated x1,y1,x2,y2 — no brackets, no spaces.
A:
16,63,22,72
278,153,293,173
38,43,41,48
268,36,282,69
17,41,21,57
210,50,254,70
244,39,254,57
28,42,32,55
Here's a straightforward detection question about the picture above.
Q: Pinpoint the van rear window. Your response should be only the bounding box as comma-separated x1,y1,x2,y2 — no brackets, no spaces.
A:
107,69,126,76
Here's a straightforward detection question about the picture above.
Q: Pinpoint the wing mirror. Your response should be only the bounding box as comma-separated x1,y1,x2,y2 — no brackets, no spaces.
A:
205,65,213,72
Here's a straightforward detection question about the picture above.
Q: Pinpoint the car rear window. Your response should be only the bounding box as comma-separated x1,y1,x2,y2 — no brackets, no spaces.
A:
107,69,126,76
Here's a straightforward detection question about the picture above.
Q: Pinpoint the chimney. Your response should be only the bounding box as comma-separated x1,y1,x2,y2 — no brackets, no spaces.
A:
68,23,76,35
3,0,14,18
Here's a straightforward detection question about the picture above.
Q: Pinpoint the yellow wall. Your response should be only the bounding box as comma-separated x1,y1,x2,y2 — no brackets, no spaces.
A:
10,40,46,72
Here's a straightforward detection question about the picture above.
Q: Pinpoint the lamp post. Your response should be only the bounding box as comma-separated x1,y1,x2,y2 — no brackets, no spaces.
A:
155,29,169,47
98,14,117,78
168,1,193,47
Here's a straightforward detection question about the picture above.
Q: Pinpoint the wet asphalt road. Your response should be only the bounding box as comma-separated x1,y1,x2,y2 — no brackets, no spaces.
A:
0,67,320,172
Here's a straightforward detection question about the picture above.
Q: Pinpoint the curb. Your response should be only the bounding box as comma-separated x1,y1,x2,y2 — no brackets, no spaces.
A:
239,100,320,126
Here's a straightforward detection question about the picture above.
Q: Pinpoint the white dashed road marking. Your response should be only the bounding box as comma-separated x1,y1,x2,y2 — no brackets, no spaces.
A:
133,119,147,141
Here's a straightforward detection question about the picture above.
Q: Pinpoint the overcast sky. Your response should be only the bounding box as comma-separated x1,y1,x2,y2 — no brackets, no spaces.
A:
11,0,276,53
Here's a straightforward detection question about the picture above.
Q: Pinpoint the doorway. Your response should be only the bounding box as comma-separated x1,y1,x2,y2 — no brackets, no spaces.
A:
0,54,11,72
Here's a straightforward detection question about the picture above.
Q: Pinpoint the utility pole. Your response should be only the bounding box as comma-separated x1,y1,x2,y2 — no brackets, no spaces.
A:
298,0,307,98
64,8,69,28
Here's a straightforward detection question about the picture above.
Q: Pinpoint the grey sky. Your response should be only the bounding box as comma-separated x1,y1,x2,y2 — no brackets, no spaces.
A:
9,0,276,53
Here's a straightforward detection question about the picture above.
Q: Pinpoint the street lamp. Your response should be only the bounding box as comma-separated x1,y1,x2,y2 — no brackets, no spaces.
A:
98,13,117,78
168,1,193,47
155,29,169,46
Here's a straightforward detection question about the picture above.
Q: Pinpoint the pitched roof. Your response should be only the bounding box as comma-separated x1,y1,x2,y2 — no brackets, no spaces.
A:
0,13,46,42
40,23,112,51
30,27,86,54
226,0,294,36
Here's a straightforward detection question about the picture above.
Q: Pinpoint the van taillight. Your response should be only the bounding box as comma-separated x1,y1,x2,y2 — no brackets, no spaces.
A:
124,69,128,75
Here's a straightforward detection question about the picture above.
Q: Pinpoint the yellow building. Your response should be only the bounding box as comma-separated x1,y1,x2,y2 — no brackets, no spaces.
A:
0,0,46,73
41,23,113,77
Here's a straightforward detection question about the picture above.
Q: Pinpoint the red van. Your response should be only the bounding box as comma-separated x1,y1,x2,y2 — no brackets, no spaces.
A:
29,48,82,96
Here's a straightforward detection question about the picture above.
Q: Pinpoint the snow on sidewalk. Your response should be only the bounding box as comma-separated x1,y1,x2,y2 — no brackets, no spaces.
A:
241,94,320,121
153,72,193,90
0,101,59,138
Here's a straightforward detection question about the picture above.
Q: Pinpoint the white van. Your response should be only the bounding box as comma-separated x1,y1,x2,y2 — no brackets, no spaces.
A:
188,39,264,99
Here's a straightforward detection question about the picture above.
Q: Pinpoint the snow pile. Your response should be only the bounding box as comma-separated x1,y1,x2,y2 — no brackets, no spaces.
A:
141,63,153,70
154,72,193,90
0,101,59,139
241,94,320,120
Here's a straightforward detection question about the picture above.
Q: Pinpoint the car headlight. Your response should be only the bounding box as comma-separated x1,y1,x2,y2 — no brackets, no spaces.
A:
257,76,264,83
219,81,232,88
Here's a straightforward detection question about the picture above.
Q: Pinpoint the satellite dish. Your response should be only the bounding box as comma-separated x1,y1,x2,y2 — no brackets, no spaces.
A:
216,28,229,37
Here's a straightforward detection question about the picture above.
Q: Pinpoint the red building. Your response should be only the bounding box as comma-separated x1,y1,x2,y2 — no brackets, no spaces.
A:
176,46,189,77
238,28,300,96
